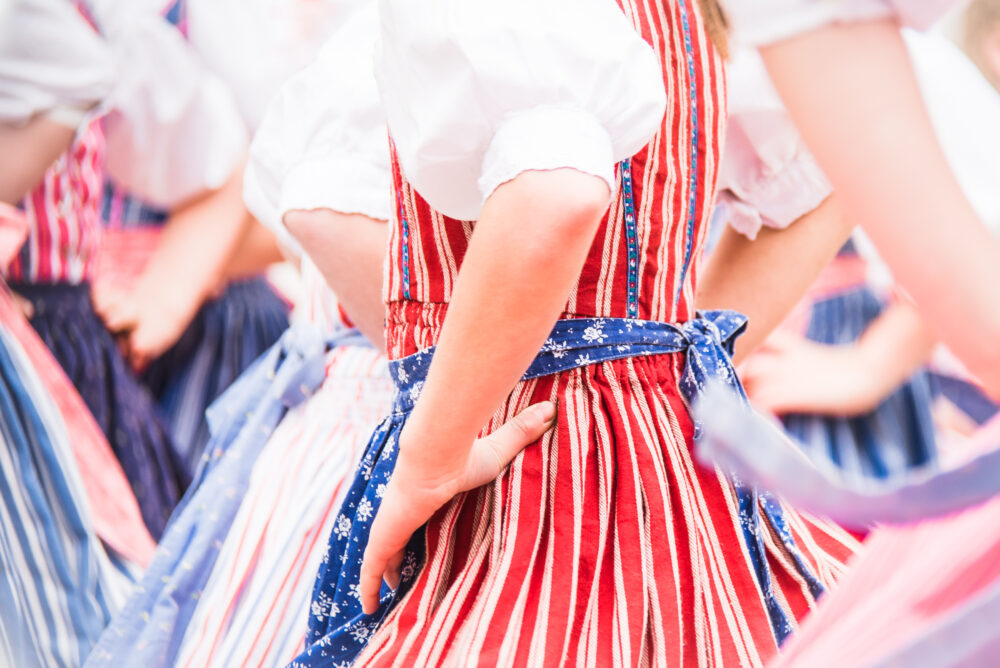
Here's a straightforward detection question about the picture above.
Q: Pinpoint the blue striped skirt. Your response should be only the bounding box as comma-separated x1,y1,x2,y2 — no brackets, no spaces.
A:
0,320,132,667
782,286,938,480
9,282,185,538
142,276,289,478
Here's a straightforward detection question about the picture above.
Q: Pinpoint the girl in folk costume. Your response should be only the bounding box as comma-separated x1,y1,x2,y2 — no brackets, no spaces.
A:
0,8,155,662
706,0,1000,399
1,0,255,537
716,49,938,481
86,5,396,666
293,1,860,666
93,0,295,479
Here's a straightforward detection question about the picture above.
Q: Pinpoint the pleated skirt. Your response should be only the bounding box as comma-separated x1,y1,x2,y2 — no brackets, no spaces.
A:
0,316,132,667
297,353,862,667
10,281,184,538
143,276,290,478
782,287,938,480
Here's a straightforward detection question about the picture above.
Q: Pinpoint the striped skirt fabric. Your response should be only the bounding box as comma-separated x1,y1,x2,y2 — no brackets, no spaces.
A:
85,331,391,668
298,351,862,667
142,276,290,479
174,346,393,668
782,286,938,480
0,310,133,667
9,282,185,539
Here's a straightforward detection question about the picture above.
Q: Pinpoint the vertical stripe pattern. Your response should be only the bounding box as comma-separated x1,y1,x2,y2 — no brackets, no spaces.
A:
322,0,865,665
5,121,105,285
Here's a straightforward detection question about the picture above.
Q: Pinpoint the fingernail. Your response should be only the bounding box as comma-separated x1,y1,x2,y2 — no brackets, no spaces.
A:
535,400,556,424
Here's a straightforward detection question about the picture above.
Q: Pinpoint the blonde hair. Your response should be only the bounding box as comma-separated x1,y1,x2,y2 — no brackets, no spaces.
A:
963,0,1000,89
696,0,730,59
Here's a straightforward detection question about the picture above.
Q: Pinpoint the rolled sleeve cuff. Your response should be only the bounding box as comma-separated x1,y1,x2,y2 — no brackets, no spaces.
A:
479,107,616,208
280,157,392,224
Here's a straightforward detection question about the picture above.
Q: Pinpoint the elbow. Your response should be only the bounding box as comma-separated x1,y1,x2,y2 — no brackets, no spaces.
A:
502,168,611,248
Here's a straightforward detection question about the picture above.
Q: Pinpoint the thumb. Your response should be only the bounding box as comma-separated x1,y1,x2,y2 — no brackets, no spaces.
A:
465,400,556,489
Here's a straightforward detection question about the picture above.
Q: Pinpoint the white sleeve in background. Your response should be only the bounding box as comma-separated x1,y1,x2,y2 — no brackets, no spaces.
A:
243,3,390,258
185,0,362,133
374,0,666,221
904,29,1000,236
722,0,956,47
0,0,114,128
718,49,832,240
86,0,248,209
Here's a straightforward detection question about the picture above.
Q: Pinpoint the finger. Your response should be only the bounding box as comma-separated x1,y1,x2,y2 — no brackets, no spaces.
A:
383,549,405,591
359,488,425,614
102,304,138,334
480,400,556,469
359,547,387,615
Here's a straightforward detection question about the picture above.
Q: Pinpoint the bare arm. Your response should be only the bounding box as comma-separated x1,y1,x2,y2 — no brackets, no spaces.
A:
743,300,936,416
283,208,389,352
696,194,852,364
0,117,76,204
359,168,608,612
761,19,1000,397
222,218,285,282
95,163,250,368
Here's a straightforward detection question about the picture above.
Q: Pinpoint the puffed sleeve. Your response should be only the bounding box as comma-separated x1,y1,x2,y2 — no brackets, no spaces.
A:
243,3,390,258
717,49,831,240
374,0,667,221
721,0,954,47
0,0,114,128
84,0,248,208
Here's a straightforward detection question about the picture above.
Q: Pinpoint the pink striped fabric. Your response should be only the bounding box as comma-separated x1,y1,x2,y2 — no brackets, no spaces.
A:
5,119,105,285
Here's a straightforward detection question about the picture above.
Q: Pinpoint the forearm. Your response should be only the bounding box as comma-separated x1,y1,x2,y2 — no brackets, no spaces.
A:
137,163,248,303
222,218,284,281
284,209,389,352
0,117,76,204
696,194,852,364
855,300,936,400
761,20,1000,396
402,169,608,468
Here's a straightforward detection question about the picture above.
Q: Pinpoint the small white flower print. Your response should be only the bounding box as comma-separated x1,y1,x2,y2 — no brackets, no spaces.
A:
334,514,352,539
582,321,607,344
375,483,387,499
357,498,374,522
575,353,593,366
348,582,363,601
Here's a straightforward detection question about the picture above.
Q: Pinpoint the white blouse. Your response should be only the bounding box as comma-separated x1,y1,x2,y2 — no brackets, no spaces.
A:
904,29,1000,236
0,0,114,128
185,0,362,133
0,0,247,208
243,2,390,258
374,0,667,221
718,49,832,239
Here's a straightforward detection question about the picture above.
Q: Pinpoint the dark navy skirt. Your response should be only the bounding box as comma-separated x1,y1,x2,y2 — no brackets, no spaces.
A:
142,276,289,478
782,286,938,480
10,282,184,539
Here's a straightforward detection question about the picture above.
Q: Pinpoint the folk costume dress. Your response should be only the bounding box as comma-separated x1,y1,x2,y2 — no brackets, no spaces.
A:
85,8,396,666
293,1,861,666
95,0,290,479
0,2,206,538
719,48,937,481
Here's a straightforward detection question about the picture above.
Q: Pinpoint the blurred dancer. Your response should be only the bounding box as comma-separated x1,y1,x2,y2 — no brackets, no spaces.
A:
86,4,396,667
716,48,938,481
92,0,292,479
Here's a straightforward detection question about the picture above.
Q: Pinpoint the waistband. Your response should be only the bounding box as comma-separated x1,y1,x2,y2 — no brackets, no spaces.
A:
7,281,91,301
388,310,747,415
205,323,371,440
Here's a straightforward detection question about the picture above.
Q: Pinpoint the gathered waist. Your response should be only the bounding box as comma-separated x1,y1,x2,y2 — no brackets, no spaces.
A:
387,310,747,415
